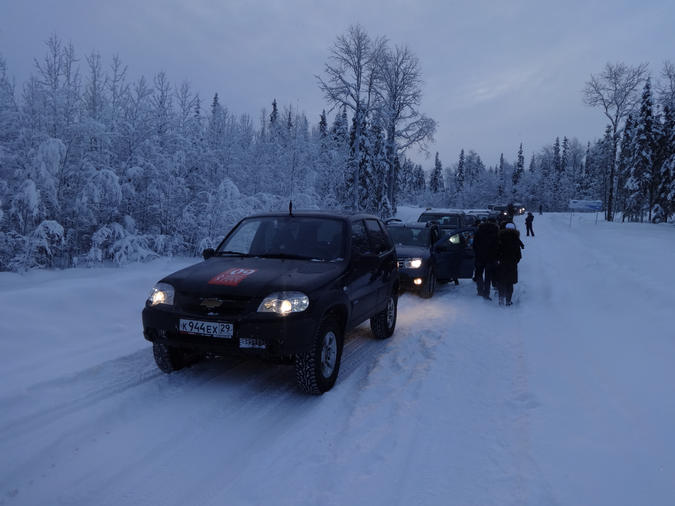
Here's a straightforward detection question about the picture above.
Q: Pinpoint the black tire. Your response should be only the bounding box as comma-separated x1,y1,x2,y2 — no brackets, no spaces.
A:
153,342,187,373
295,316,343,395
420,269,436,299
370,291,397,339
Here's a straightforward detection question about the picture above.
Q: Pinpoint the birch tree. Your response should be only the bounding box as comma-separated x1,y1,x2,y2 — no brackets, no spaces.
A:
374,44,436,210
317,24,386,209
583,62,648,220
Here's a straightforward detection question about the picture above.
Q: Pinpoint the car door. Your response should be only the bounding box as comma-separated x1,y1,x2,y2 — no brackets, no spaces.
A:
344,220,378,325
433,228,475,280
364,218,396,311
456,228,476,278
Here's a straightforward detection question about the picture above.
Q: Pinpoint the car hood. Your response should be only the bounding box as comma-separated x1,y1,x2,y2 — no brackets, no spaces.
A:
394,245,430,259
161,256,346,297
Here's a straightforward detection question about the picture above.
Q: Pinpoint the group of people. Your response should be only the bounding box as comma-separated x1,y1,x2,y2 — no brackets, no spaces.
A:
472,213,531,306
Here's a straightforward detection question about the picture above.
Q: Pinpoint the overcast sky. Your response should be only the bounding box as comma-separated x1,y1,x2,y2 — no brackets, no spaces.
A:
1,0,673,168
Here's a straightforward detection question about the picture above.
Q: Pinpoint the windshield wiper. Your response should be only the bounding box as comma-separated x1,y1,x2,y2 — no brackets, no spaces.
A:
216,250,250,257
256,252,315,261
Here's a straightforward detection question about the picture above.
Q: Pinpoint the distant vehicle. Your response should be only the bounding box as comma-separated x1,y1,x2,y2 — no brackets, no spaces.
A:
513,202,526,215
387,221,476,297
417,208,475,231
142,211,399,395
465,209,497,223
487,204,511,222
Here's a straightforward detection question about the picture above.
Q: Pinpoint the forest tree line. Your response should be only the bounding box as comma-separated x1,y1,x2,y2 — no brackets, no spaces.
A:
0,28,673,271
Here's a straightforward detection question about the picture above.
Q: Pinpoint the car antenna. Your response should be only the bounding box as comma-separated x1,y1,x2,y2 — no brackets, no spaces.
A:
289,200,293,216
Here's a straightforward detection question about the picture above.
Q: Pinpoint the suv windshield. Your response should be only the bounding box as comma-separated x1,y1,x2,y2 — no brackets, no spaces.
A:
418,213,460,228
388,227,430,247
217,216,346,261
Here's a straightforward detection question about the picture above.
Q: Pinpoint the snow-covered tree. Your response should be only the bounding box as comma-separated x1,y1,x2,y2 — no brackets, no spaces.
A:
584,62,649,220
429,152,444,194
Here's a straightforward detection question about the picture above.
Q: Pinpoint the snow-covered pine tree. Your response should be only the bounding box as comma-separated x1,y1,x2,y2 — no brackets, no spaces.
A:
455,149,465,204
429,152,444,194
512,143,524,201
560,137,570,209
552,137,562,210
655,105,675,220
349,111,371,211
615,115,635,219
497,153,506,201
412,163,426,195
366,122,392,217
330,106,350,207
626,79,657,221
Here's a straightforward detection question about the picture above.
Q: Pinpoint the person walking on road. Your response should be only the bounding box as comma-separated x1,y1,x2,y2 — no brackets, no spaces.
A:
473,217,499,300
497,222,522,306
525,212,535,237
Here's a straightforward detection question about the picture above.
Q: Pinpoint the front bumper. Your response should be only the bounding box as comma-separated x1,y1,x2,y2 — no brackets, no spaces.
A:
398,268,428,291
142,304,319,358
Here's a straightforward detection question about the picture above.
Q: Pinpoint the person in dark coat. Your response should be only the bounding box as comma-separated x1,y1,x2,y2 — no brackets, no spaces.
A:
497,223,522,306
472,217,499,299
525,212,535,236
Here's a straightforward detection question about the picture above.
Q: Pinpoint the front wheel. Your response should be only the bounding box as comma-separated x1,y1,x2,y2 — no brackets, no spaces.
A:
420,269,436,299
370,292,397,339
153,343,188,373
295,316,343,395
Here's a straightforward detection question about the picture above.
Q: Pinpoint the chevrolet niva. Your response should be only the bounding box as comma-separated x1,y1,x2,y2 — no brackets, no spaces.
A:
142,211,398,394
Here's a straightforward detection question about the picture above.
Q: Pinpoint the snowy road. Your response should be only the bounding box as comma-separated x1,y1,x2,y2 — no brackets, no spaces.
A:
1,213,674,505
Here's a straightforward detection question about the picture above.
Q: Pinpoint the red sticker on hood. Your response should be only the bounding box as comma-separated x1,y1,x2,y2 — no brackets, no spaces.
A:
208,268,257,286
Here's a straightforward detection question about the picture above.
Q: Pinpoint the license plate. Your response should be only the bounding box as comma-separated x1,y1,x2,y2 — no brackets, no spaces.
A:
240,337,266,350
179,319,233,338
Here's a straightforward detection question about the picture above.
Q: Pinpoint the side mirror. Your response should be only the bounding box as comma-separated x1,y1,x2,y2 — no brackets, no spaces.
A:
202,248,215,260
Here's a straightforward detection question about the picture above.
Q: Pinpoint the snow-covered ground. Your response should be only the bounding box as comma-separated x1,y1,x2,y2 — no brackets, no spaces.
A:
1,212,674,505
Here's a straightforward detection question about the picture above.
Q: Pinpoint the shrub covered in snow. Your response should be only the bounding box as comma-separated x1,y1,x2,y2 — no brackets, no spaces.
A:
87,223,157,266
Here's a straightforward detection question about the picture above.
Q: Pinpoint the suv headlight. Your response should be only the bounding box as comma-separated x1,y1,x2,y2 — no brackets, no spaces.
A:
403,258,423,269
148,283,175,306
258,291,309,315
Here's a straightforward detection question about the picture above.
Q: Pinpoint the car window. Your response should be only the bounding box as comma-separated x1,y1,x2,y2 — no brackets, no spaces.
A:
219,217,346,261
419,213,459,228
221,220,261,254
418,213,437,223
351,220,372,255
388,227,431,247
365,219,391,254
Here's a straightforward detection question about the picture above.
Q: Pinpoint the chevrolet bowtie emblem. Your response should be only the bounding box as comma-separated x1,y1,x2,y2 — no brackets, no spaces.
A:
200,298,222,309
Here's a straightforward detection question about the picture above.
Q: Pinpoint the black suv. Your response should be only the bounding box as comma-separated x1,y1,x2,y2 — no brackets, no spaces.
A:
387,221,476,298
142,212,398,395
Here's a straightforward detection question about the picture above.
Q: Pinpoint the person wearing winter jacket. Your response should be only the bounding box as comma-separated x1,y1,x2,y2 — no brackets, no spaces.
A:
525,212,535,236
472,218,500,299
497,223,522,306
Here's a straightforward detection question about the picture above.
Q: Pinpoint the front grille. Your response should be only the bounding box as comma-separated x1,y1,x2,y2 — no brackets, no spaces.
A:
176,292,254,316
